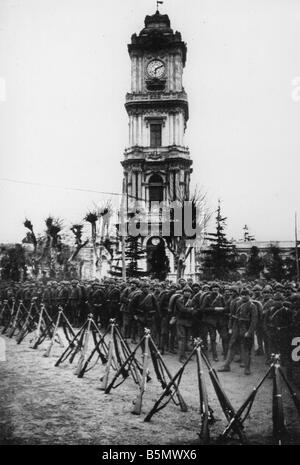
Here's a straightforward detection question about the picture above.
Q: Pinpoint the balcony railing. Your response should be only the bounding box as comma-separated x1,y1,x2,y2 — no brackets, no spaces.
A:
124,146,190,156
125,91,188,103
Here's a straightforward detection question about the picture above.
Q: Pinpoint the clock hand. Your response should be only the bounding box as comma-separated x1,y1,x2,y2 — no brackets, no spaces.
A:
154,64,164,77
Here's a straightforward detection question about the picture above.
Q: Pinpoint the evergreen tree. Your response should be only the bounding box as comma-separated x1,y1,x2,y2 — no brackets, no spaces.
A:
0,244,27,281
147,240,170,281
202,200,238,280
125,235,147,278
245,246,264,279
110,215,147,278
263,245,285,281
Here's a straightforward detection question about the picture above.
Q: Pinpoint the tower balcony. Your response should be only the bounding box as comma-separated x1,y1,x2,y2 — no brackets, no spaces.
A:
125,90,189,120
123,145,191,162
126,90,188,103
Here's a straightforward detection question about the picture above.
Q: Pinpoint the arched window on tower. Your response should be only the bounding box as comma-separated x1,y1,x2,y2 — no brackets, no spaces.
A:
148,174,164,204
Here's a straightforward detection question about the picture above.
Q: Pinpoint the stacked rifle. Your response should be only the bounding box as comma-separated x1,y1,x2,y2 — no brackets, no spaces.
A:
1,298,300,444
0,298,74,352
104,327,187,416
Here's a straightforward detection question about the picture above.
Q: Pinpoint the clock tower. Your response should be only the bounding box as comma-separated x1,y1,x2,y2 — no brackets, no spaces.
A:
121,9,194,277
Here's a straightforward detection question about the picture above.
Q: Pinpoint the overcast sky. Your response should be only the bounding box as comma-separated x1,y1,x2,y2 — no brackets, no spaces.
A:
0,0,300,243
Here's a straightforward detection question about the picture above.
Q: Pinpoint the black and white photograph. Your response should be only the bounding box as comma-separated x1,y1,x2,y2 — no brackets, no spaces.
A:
1,0,300,451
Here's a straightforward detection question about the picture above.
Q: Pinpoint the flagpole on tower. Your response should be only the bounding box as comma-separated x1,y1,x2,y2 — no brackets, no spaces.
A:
156,1,163,12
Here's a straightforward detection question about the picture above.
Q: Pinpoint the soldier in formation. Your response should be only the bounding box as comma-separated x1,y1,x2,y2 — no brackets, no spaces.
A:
1,276,299,378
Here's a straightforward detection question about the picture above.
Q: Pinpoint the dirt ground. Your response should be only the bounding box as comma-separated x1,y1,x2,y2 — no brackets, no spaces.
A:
1,329,300,446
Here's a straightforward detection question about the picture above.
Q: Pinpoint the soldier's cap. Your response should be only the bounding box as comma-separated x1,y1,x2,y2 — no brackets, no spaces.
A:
169,283,178,289
210,282,220,289
273,292,284,301
285,284,296,291
290,293,300,302
240,288,250,295
253,284,262,291
263,285,273,293
192,282,200,288
274,283,284,291
71,279,78,284
230,286,239,294
202,284,210,291
183,285,193,293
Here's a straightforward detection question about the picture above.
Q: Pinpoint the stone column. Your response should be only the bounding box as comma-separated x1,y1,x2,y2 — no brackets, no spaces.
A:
146,120,150,146
127,170,132,198
169,171,174,200
172,114,176,145
139,115,143,146
173,55,177,91
137,171,142,202
175,113,180,145
133,115,137,146
179,113,184,146
128,117,131,146
141,179,146,204
134,115,137,146
169,55,174,92
131,57,135,93
137,57,140,92
132,56,137,92
175,55,182,91
139,57,143,92
131,171,136,200
168,115,172,145
130,115,134,146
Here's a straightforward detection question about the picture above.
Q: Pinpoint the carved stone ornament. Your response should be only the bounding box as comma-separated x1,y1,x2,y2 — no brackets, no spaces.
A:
146,152,163,160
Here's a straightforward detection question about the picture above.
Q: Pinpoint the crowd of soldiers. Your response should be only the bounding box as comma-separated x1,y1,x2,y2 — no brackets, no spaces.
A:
1,276,300,378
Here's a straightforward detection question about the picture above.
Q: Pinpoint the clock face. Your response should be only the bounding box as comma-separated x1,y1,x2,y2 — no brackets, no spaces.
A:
147,60,166,79
151,237,160,246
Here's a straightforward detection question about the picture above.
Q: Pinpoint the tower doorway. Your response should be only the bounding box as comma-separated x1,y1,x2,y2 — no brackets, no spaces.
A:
146,236,169,281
